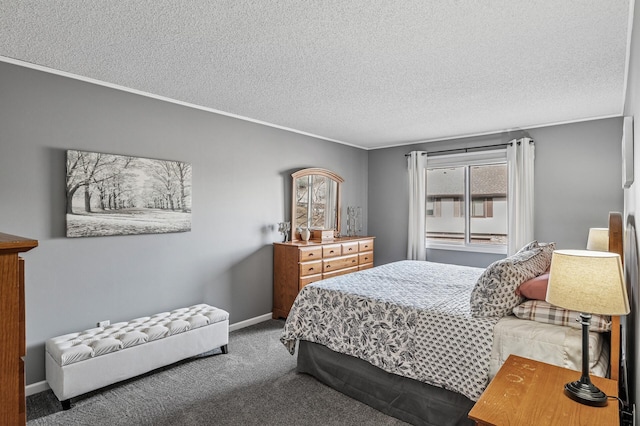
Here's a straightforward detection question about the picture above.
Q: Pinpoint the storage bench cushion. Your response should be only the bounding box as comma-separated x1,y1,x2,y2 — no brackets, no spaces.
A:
46,304,228,367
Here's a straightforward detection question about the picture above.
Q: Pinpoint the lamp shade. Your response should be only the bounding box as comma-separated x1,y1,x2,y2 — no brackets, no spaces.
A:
546,249,629,315
586,228,609,251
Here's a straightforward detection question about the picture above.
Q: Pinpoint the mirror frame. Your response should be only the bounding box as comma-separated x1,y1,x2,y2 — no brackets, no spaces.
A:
291,168,344,240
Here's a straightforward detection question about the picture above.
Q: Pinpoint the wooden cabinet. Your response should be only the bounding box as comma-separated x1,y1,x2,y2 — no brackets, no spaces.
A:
273,236,374,319
468,355,619,426
0,233,37,426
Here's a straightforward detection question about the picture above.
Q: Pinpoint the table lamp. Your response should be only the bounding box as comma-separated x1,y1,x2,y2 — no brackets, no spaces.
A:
546,249,629,406
586,228,609,251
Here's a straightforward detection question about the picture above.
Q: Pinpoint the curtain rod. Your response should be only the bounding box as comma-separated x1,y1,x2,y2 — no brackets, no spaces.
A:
404,139,533,157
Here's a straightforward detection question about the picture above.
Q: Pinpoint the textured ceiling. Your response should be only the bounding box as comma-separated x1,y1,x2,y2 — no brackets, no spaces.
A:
0,1,633,149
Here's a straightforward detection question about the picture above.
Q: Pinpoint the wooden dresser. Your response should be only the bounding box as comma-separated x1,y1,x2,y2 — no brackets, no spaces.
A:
273,236,374,319
0,233,38,426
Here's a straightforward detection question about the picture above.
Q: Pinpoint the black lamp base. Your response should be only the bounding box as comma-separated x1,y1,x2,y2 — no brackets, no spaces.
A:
564,380,608,407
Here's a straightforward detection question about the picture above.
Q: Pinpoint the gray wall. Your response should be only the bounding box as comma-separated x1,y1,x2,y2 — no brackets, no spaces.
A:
368,118,624,267
0,61,368,385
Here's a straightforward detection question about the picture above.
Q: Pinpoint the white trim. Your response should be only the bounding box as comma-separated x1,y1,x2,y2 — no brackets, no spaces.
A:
26,380,50,396
228,312,273,332
0,56,363,150
621,0,636,113
369,114,623,150
26,312,274,396
426,242,507,255
426,149,507,167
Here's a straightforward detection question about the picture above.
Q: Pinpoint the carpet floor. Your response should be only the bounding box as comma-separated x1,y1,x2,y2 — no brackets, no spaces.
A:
27,319,407,425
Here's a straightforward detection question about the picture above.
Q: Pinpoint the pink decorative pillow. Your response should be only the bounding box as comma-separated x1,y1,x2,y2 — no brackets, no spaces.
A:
515,273,549,300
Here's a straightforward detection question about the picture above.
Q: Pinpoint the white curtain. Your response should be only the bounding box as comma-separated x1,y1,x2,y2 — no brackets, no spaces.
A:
507,138,535,255
407,151,427,260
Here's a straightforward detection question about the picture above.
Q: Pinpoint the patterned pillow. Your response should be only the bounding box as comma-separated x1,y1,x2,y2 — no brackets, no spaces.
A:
516,241,556,278
470,248,552,318
513,300,611,332
537,242,555,267
517,240,556,258
516,240,539,253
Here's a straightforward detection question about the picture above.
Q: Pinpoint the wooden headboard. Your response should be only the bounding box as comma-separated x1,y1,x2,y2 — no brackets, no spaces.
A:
608,211,623,381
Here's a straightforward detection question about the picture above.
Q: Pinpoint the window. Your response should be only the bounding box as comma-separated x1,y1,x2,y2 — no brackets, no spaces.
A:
471,198,488,217
426,198,441,217
425,150,508,253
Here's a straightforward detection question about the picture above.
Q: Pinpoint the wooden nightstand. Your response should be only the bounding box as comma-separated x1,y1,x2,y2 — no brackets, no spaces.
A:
468,355,619,426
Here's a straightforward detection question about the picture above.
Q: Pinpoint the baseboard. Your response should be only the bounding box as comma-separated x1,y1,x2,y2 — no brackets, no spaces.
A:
229,312,273,332
26,380,50,396
25,312,274,396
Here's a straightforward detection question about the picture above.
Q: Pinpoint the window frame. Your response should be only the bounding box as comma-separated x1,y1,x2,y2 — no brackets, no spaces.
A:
425,149,508,255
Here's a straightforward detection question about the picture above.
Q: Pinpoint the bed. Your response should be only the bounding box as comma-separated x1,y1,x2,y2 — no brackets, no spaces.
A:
281,212,623,426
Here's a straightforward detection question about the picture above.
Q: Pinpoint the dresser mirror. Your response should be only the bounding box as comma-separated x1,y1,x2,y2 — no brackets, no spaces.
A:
291,168,344,239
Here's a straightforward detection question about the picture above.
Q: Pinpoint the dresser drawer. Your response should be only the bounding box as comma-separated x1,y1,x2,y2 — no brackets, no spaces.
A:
273,236,375,320
322,244,342,258
324,265,358,279
358,251,374,265
358,263,374,271
323,254,358,273
341,241,359,255
358,239,374,252
299,274,323,289
299,246,323,261
299,260,323,276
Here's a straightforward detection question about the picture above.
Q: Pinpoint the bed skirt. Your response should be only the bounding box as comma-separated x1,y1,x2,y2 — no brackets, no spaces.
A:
297,340,474,426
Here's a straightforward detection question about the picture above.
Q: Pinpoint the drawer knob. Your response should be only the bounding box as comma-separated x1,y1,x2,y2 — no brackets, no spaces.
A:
352,259,356,263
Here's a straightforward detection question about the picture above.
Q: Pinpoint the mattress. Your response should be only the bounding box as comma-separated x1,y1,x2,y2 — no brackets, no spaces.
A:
282,260,499,401
489,315,609,379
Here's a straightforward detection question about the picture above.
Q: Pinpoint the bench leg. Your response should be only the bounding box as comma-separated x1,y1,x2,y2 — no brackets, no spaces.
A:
221,344,228,354
61,399,71,410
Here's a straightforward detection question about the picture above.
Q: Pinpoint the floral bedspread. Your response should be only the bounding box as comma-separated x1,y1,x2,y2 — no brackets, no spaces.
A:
280,260,501,401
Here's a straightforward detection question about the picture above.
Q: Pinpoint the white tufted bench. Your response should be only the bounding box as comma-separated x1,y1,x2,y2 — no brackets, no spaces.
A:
45,304,229,409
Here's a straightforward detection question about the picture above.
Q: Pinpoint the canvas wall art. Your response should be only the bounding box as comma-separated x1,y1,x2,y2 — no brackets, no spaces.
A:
66,150,192,237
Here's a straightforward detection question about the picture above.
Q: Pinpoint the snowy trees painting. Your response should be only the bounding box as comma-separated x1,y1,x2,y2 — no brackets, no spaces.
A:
66,150,192,237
